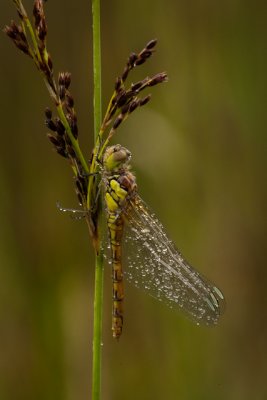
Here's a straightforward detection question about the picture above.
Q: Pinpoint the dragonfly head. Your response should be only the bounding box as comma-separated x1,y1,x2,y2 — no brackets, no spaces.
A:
103,144,131,173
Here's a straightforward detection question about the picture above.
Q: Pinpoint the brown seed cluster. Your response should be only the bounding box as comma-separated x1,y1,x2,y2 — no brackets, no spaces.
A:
32,0,55,93
5,0,87,207
58,72,78,139
45,72,79,155
45,107,68,159
45,98,87,204
5,0,56,95
33,0,47,42
120,39,158,82
5,1,168,213
4,20,31,56
101,39,168,141
45,71,87,204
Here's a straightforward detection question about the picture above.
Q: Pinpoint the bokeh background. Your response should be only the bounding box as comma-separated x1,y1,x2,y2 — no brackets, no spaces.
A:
1,1,266,399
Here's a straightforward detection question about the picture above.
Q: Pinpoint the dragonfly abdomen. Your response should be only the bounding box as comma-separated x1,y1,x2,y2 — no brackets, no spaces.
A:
108,213,124,339
105,173,136,338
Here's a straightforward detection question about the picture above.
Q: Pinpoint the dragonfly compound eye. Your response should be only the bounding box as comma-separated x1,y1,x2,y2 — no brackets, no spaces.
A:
117,148,131,161
103,145,132,173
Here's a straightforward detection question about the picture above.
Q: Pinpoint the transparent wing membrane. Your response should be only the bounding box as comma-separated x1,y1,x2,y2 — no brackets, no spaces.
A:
123,195,224,325
57,191,224,326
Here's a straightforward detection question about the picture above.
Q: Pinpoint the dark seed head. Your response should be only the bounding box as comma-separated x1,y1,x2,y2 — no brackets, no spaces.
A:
135,57,147,66
148,72,168,86
66,94,74,108
45,118,57,131
139,94,151,107
45,107,52,119
16,41,30,55
58,72,64,86
56,147,68,158
54,118,65,136
131,80,144,92
19,30,27,43
39,60,46,72
115,77,122,91
58,72,71,89
64,73,71,89
33,0,47,41
66,145,76,158
128,52,138,67
129,100,138,113
116,91,128,108
146,39,157,50
59,86,66,100
4,21,22,42
37,20,47,41
4,24,17,39
55,134,66,148
109,106,117,119
121,103,130,115
47,132,60,146
140,49,152,60
121,66,129,82
33,7,41,27
113,115,123,130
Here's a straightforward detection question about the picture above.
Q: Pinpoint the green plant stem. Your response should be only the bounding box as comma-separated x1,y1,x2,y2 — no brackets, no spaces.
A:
91,0,104,400
92,249,104,400
92,0,102,139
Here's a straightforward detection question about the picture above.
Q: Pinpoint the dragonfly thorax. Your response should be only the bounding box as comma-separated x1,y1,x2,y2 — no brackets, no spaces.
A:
103,144,131,174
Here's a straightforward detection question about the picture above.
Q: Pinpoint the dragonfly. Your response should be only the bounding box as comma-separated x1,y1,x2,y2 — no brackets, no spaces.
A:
59,143,225,338
102,144,225,338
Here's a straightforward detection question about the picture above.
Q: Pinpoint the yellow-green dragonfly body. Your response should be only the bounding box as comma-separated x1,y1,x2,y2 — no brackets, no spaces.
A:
103,145,137,338
103,144,224,339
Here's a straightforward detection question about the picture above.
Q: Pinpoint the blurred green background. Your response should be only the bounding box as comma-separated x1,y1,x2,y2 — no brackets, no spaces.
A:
1,1,266,399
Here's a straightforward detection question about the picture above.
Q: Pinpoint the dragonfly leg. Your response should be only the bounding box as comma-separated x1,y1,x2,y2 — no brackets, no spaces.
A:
56,201,88,219
81,171,100,177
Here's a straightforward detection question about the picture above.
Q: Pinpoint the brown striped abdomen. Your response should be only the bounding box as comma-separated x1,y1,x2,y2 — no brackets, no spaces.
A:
107,212,124,339
104,171,137,338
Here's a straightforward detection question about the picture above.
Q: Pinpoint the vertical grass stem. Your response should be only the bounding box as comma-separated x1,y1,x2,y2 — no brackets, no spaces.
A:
91,0,104,399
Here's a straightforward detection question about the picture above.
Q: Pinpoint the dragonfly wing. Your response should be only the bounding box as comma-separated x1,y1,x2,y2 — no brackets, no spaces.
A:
123,195,225,326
